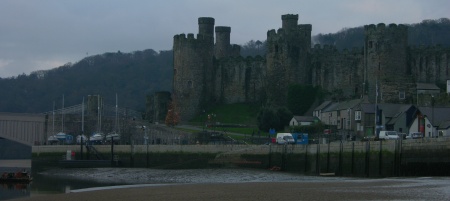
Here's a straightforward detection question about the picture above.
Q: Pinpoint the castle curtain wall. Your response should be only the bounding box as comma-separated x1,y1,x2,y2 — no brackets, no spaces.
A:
410,46,450,84
311,45,364,98
215,56,265,104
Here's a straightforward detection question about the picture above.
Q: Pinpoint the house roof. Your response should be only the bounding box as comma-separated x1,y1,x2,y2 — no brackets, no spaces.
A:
438,120,450,130
385,104,416,125
416,83,440,90
418,107,450,128
335,99,362,111
322,102,339,112
314,101,332,111
360,103,375,113
360,103,415,116
379,104,414,118
292,116,318,122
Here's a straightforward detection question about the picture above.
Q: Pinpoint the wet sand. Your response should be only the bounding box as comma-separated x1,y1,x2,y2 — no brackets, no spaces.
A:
12,181,448,201
11,168,450,200
15,179,450,201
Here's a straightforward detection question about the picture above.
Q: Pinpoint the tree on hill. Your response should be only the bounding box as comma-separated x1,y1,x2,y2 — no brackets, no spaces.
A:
0,49,173,113
312,18,450,49
240,40,267,57
408,18,450,47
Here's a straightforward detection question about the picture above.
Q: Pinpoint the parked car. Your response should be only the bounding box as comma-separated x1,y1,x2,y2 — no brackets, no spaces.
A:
406,132,424,139
397,133,407,139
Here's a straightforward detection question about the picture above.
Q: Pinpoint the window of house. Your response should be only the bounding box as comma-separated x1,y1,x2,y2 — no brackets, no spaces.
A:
355,111,361,120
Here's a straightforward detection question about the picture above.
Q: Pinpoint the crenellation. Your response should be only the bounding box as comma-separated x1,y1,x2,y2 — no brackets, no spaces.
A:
187,33,195,39
388,23,397,28
215,26,231,33
198,17,215,25
267,29,276,37
231,44,241,56
364,24,376,31
298,24,312,31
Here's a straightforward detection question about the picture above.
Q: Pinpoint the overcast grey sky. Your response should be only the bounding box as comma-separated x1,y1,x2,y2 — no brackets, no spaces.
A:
1,0,449,78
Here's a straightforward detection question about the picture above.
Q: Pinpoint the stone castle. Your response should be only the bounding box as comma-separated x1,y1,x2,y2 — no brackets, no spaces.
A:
171,14,450,121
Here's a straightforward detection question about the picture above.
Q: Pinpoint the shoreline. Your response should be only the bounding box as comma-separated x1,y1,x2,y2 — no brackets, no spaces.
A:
12,168,450,200
15,179,450,201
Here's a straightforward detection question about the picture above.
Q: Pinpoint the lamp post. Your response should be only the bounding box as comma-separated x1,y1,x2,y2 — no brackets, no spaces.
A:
202,110,206,132
143,126,149,167
431,95,435,138
347,108,352,140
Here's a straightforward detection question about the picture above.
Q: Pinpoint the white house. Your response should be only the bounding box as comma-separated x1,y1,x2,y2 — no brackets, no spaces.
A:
410,107,450,138
438,120,450,137
289,116,318,126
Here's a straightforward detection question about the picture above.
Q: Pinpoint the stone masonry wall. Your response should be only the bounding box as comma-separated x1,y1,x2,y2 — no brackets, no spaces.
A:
311,45,365,99
215,56,265,104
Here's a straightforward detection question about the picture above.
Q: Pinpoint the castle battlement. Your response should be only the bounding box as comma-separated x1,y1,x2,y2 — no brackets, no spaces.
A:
281,14,299,20
267,28,286,38
198,17,215,25
298,24,312,31
231,44,240,53
173,33,212,44
364,23,408,34
215,26,231,33
267,24,311,39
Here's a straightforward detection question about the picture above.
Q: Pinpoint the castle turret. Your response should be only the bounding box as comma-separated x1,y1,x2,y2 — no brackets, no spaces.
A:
214,26,231,59
364,23,412,104
282,14,298,32
198,17,215,41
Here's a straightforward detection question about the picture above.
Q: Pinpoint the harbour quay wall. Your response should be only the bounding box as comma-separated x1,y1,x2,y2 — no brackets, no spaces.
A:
32,138,450,155
31,138,450,177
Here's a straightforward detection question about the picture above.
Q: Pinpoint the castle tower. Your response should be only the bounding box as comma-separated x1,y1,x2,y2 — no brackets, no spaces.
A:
282,14,298,32
266,14,312,106
214,26,231,59
198,17,215,39
364,23,411,103
173,17,215,121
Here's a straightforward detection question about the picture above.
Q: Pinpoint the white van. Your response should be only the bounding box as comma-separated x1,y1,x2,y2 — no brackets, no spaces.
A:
378,131,399,140
276,133,295,144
